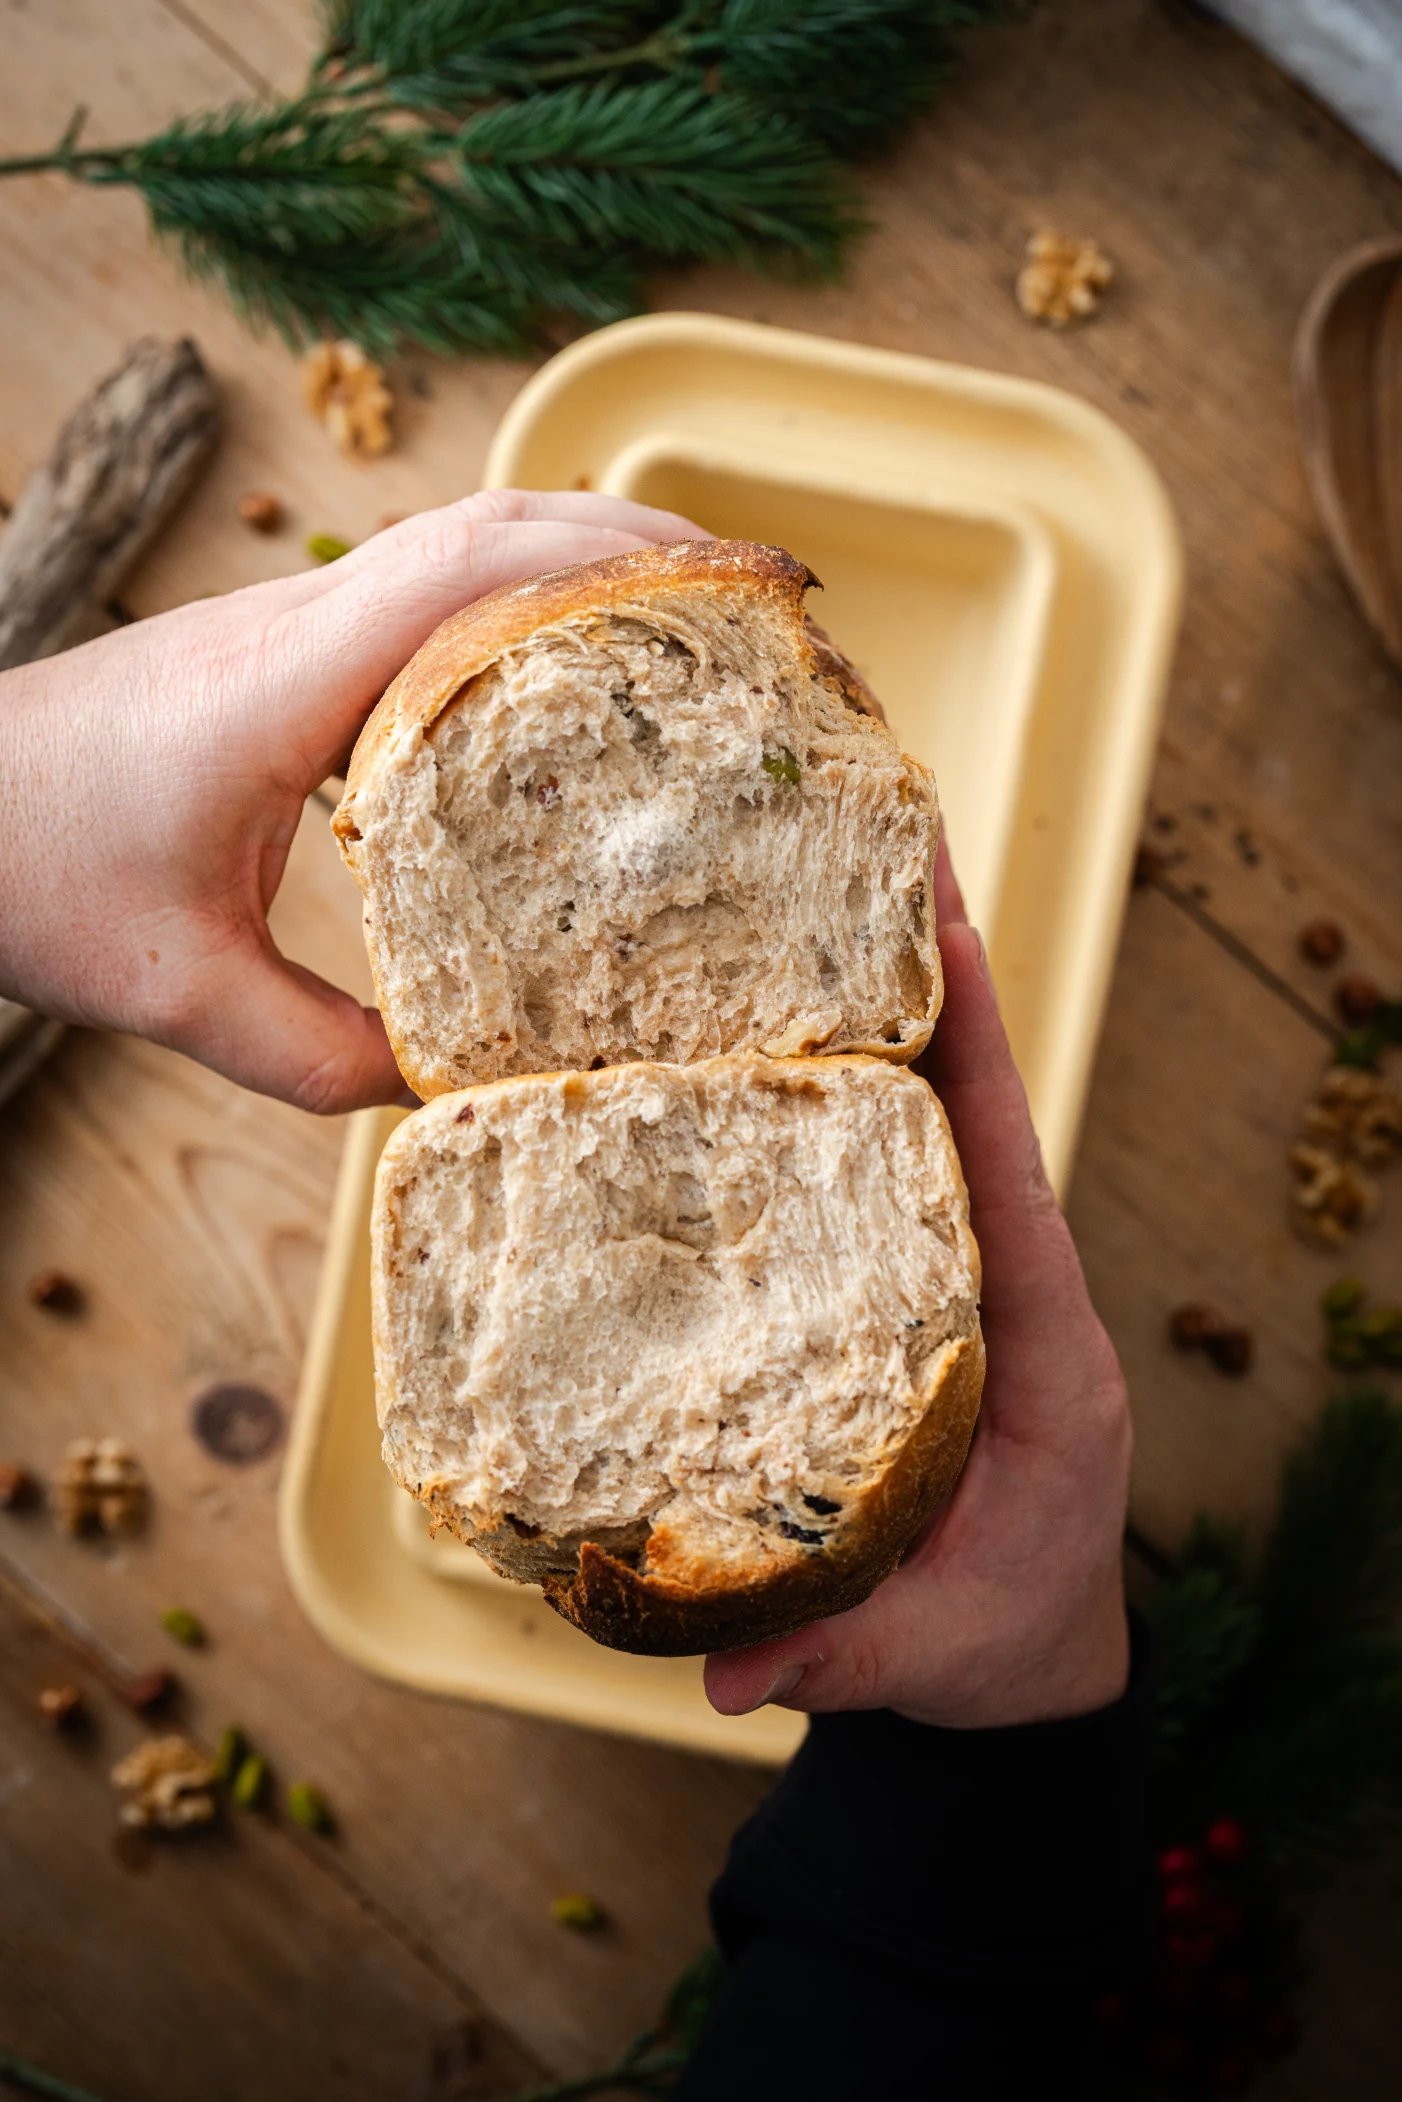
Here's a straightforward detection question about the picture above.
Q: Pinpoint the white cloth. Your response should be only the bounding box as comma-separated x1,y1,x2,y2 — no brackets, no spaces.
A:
1214,0,1402,176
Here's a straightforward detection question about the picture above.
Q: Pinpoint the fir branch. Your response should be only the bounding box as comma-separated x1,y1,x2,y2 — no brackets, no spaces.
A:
457,79,859,267
96,102,424,256
0,0,1001,356
321,0,670,104
1147,1389,1402,1871
704,0,995,157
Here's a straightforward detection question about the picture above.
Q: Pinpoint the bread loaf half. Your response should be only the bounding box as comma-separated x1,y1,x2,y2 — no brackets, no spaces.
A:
334,540,940,1099
372,1054,983,1655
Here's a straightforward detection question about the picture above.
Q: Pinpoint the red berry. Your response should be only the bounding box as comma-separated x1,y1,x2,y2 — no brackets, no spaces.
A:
1157,1843,1203,1883
1155,1970,1203,2016
1145,2027,1190,2075
1206,1816,1248,1863
1166,1930,1218,1970
1163,1882,1206,1926
1217,1971,1253,2016
1209,2049,1253,2094
1258,2008,1298,2056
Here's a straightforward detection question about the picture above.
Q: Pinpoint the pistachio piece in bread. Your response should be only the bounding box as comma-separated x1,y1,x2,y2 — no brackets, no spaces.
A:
372,1054,983,1656
334,539,940,1098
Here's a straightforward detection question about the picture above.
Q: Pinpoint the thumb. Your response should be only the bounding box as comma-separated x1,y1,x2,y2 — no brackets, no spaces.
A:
705,1582,921,1719
164,939,404,1114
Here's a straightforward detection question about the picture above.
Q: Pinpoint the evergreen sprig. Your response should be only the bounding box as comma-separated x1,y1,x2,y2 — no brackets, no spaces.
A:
0,0,1004,357
1148,1388,1402,1871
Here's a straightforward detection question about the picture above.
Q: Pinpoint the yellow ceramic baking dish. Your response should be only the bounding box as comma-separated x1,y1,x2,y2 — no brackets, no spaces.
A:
280,313,1181,1759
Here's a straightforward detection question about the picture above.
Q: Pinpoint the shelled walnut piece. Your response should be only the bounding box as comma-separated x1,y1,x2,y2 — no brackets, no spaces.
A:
1016,230,1113,326
1302,1065,1402,1166
1290,1062,1402,1245
111,1735,217,1831
301,341,393,457
54,1437,146,1536
1290,1145,1379,1247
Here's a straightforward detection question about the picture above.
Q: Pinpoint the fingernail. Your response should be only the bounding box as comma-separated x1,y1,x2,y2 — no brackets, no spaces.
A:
759,1664,804,1708
969,927,993,984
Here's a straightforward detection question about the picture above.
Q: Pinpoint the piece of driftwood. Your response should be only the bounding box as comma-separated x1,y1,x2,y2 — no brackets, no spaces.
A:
0,334,220,671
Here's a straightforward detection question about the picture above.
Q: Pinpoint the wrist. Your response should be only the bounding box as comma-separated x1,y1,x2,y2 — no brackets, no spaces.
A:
895,1585,1131,1731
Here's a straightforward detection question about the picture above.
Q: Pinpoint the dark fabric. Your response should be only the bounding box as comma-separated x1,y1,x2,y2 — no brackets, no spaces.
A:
675,1615,1153,2100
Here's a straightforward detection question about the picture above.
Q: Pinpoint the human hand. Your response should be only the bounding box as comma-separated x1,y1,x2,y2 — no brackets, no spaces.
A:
705,842,1133,1729
0,491,706,1113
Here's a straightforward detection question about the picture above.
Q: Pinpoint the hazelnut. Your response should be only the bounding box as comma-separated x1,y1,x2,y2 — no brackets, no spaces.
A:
237,492,282,534
116,1667,177,1713
1334,976,1382,1027
28,1270,84,1315
0,1462,36,1509
1133,844,1164,889
1204,1327,1254,1377
1168,1304,1225,1348
38,1684,83,1727
1299,919,1345,967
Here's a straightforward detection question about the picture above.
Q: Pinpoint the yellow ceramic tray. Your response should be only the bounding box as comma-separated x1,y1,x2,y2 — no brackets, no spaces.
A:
279,1104,807,1763
485,311,1183,1193
281,315,1181,1758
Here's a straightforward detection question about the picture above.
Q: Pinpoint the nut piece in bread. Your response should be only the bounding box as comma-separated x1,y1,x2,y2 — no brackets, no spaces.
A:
334,540,940,1098
372,1054,983,1656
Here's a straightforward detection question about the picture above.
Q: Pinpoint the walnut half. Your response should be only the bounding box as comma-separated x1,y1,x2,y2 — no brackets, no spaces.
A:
1016,230,1114,327
301,340,394,458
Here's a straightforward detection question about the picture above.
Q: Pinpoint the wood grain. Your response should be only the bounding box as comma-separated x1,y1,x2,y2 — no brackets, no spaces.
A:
2,0,1402,2091
0,1558,540,2102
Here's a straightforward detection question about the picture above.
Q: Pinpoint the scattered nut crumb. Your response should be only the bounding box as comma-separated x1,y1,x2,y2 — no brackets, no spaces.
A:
1016,230,1114,326
237,491,282,533
1334,976,1381,1028
0,1462,36,1509
306,532,352,565
117,1668,176,1714
1290,1143,1379,1246
1168,1305,1253,1375
1299,920,1345,967
28,1270,84,1316
287,1780,333,1834
573,474,593,491
160,1606,205,1648
55,1438,146,1536
38,1684,83,1727
301,340,393,457
231,1753,268,1809
1132,844,1164,889
1168,1303,1225,1348
551,1892,606,1932
112,1735,217,1831
1204,1326,1254,1377
212,1724,246,1785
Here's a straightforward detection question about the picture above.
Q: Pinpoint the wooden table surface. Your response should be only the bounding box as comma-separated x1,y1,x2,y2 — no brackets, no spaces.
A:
2,2,1401,2096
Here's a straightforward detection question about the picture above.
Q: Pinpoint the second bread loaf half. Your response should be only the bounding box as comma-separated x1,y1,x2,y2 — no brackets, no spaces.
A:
334,539,940,1098
372,1054,982,1655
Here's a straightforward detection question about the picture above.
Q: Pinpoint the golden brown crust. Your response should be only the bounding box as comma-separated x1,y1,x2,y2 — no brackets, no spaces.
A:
333,539,817,849
803,615,885,723
538,1328,985,1657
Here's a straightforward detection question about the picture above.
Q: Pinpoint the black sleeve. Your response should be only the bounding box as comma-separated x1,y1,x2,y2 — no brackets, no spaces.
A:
676,1616,1153,2102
